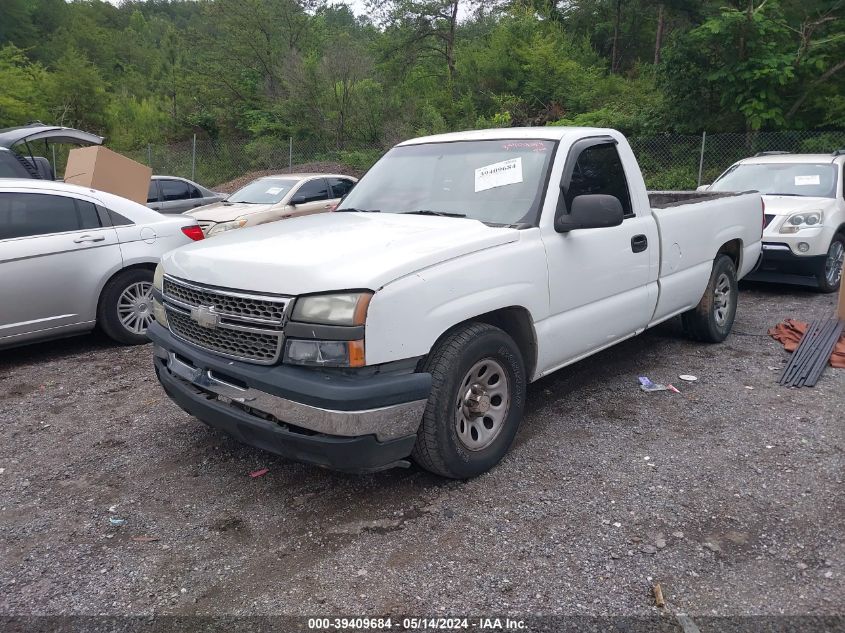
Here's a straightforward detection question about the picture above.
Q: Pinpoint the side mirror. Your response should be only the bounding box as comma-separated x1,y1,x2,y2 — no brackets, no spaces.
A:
696,184,710,192
290,194,306,206
555,194,624,233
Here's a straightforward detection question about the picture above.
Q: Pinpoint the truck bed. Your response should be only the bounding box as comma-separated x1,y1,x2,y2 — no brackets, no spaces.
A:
648,190,748,209
647,190,763,327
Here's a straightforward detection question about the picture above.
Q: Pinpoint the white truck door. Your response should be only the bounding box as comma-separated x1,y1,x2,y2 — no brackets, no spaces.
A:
0,191,122,341
538,138,657,374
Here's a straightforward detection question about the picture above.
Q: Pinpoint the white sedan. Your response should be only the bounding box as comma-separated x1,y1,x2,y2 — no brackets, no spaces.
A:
0,179,204,349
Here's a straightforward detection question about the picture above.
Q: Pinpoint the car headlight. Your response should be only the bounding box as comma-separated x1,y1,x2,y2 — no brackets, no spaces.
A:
284,339,365,367
780,211,823,233
284,292,372,367
291,292,372,326
207,218,248,236
153,263,164,292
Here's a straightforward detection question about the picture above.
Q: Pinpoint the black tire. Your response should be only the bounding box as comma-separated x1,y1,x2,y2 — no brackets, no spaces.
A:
816,233,844,294
412,322,526,479
682,254,738,343
97,268,155,345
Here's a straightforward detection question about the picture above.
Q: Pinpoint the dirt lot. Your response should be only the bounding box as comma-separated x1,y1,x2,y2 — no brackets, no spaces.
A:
1,282,843,622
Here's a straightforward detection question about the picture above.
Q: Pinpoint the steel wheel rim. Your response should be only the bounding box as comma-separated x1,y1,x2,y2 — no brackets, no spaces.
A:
117,281,154,335
825,241,844,286
454,358,510,451
713,272,732,327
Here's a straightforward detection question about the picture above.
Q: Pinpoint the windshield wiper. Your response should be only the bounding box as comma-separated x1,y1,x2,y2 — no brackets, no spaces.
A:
336,207,381,213
403,209,467,218
768,193,803,197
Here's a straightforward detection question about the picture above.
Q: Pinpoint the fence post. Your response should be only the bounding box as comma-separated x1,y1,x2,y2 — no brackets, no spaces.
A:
147,144,152,170
697,131,706,188
191,134,197,182
289,137,293,173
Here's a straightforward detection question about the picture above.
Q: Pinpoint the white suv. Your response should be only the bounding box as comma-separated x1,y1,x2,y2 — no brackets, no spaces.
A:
706,150,845,292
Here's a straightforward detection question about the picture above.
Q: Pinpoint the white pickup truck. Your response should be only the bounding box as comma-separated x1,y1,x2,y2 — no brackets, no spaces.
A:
148,127,763,478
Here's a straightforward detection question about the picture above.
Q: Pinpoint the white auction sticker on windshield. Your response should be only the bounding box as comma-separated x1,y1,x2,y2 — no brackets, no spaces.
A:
265,187,283,195
794,175,820,186
475,157,523,193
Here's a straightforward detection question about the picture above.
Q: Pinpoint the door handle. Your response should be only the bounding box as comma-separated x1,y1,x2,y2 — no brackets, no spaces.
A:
631,234,648,253
74,235,105,244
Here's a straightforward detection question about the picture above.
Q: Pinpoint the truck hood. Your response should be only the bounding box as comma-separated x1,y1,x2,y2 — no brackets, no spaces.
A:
185,201,275,222
163,212,520,295
762,195,835,216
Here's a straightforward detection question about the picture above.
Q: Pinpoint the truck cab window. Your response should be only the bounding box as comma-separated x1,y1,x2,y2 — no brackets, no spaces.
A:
566,143,633,217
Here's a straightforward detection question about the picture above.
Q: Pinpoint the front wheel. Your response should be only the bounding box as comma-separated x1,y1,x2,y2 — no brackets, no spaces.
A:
412,323,526,479
97,268,155,345
682,254,738,343
816,234,844,294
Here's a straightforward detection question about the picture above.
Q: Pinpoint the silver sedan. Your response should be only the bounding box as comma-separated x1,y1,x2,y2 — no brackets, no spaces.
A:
0,179,204,349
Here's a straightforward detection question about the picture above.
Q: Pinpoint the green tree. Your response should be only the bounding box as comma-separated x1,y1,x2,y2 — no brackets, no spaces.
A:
0,45,50,127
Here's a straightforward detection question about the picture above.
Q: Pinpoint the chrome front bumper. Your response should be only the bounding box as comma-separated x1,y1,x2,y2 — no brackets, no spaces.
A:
153,344,427,442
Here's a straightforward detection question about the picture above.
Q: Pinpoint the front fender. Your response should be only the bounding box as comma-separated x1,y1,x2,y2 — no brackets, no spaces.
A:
364,230,549,365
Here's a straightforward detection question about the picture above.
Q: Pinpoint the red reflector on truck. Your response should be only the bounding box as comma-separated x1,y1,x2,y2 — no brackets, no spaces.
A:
181,225,205,241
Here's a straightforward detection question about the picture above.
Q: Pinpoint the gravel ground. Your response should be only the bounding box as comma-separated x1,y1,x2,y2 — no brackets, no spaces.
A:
1,281,843,621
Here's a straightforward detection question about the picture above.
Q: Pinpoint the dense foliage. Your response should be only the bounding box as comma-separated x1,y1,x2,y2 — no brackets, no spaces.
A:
0,0,843,152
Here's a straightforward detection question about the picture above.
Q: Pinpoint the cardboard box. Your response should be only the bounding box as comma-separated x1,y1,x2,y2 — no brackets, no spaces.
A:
64,146,152,205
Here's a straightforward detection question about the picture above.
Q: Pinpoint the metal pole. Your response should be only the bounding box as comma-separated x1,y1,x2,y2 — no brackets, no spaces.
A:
697,131,706,187
191,134,197,181
51,145,57,179
289,137,293,173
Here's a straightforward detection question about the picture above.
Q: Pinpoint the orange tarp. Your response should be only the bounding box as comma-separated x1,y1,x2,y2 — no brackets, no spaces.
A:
768,319,845,369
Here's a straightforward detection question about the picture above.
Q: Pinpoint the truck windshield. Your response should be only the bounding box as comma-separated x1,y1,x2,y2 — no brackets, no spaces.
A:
228,178,297,204
337,139,557,225
710,163,837,198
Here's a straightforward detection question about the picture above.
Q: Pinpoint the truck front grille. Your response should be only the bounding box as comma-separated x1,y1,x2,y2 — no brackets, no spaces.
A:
167,309,282,363
163,277,287,323
162,276,289,365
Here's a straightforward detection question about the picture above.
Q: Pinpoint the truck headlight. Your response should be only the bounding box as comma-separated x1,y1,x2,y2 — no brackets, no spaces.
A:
291,292,372,326
780,211,822,233
207,218,248,236
283,339,365,368
153,263,164,292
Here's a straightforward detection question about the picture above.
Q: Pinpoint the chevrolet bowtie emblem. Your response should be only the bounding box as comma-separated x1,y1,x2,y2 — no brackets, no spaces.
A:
191,305,220,329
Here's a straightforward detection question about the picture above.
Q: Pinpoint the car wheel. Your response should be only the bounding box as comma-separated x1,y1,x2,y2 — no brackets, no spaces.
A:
816,233,844,294
97,268,155,345
412,322,526,479
682,254,738,343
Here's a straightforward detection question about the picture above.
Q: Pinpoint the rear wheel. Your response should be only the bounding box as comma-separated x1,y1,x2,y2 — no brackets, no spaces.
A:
816,233,844,294
412,323,526,479
97,268,155,345
682,254,738,343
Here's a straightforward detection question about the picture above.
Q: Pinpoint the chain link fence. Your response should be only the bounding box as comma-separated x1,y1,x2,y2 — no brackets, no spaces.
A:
632,130,845,190
123,130,845,191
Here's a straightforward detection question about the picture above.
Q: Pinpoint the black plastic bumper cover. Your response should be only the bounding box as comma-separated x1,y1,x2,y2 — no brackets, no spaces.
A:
148,321,428,472
156,358,418,473
147,321,431,411
753,247,824,277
